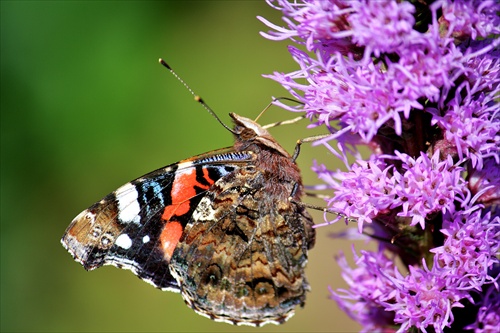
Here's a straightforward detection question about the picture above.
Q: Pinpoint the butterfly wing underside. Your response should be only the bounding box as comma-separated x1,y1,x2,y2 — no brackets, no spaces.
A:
61,149,254,292
168,150,316,325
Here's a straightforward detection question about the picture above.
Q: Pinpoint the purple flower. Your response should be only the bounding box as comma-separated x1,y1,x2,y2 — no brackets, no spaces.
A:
313,158,396,231
440,0,500,40
468,157,500,208
261,0,500,331
330,247,398,332
429,95,500,169
259,1,355,51
347,0,416,57
385,263,468,333
431,202,500,292
387,150,464,229
314,150,465,230
465,285,500,333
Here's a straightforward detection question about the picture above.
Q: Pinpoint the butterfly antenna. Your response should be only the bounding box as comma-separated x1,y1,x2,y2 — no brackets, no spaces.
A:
159,58,236,134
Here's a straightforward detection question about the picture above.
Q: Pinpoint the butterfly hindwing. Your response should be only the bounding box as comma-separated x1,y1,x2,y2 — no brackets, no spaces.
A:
168,143,316,325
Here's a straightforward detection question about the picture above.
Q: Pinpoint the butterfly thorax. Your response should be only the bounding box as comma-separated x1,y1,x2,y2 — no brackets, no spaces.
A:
231,113,304,201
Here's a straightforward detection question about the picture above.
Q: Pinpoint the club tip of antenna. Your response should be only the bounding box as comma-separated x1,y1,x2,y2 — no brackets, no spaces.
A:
158,58,171,70
194,95,203,103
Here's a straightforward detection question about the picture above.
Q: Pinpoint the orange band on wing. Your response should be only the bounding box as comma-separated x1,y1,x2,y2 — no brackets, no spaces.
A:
162,202,190,221
161,168,215,221
160,221,183,261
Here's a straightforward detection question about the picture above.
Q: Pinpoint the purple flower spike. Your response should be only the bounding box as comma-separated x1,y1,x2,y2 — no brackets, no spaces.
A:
261,0,500,331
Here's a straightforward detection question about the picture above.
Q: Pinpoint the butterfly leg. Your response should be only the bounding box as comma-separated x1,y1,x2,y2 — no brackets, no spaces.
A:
262,115,307,129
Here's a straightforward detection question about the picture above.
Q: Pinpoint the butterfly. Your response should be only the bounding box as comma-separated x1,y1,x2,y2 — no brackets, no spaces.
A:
61,60,316,327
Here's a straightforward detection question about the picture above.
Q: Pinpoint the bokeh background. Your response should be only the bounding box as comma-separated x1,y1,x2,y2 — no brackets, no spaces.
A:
2,2,364,332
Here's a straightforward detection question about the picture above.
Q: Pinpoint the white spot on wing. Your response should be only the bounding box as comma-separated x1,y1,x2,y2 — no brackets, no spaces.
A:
115,234,132,249
142,235,150,243
191,196,217,222
115,183,141,224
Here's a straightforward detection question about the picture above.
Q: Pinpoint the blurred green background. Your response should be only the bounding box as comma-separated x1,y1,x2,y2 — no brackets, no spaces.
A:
1,1,362,332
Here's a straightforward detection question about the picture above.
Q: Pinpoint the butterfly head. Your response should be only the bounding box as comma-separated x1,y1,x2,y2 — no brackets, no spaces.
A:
229,113,290,157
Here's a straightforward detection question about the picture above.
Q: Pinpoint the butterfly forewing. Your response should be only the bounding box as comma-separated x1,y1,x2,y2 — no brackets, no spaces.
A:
61,149,254,291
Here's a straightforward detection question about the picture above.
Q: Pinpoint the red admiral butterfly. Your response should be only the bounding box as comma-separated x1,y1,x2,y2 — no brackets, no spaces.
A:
61,60,316,327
